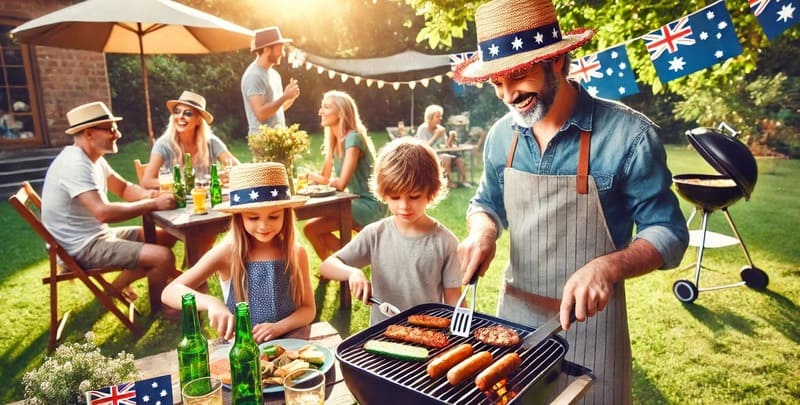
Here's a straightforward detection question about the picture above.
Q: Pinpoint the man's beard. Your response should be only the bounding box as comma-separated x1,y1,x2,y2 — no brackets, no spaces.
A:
506,65,559,128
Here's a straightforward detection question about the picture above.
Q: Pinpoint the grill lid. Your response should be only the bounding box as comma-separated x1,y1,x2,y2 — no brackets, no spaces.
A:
686,127,758,200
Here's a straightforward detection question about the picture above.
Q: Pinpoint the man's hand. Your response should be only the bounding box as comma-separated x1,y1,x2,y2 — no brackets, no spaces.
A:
457,228,497,285
284,78,300,101
153,191,176,211
560,259,614,330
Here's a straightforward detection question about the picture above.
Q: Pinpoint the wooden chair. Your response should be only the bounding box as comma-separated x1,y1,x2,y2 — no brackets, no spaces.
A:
134,159,147,184
8,181,141,352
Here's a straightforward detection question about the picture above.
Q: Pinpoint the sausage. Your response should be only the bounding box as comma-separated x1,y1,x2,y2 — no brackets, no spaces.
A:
475,352,522,391
427,344,474,378
408,314,451,329
446,351,494,385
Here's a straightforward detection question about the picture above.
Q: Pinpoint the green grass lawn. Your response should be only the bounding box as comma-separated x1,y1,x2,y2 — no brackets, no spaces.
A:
1,136,798,404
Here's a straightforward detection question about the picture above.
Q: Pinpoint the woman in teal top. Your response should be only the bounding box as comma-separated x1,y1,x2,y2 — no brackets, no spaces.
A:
305,90,387,260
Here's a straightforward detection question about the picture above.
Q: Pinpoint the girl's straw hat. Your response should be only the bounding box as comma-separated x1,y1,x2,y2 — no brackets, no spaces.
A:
65,101,123,135
453,0,594,84
215,162,308,213
166,90,214,124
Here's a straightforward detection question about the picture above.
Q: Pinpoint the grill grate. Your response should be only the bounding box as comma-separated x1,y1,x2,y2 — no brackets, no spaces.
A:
336,304,568,404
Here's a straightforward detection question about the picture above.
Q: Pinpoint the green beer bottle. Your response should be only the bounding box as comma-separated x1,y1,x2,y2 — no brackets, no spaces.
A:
229,302,263,404
177,293,210,396
184,152,195,192
210,163,222,207
173,164,186,208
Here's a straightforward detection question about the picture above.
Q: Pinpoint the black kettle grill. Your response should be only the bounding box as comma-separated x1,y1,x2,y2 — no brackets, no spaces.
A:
671,126,768,303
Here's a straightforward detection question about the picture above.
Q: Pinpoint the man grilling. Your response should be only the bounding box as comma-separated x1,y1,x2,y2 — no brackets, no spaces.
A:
453,0,689,403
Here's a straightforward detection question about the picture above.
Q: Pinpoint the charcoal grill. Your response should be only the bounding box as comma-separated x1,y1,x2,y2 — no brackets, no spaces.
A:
335,303,592,405
671,126,768,303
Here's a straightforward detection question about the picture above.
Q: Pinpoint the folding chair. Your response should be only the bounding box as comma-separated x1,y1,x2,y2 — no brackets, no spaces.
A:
134,159,148,184
8,181,141,351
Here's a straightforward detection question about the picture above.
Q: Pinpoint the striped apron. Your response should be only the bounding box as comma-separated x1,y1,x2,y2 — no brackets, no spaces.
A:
498,130,632,404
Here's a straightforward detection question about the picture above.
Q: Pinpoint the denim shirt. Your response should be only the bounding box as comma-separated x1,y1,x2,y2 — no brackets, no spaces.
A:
468,84,688,269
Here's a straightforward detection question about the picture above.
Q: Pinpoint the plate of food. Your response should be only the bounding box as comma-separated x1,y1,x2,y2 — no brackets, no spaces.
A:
297,184,337,197
210,338,334,394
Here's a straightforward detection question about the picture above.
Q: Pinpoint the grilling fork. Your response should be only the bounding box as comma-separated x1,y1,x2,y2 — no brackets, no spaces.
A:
450,271,479,337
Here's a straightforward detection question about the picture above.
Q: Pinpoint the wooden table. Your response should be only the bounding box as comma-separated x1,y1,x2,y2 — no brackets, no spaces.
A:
134,322,354,404
142,191,358,308
436,144,476,184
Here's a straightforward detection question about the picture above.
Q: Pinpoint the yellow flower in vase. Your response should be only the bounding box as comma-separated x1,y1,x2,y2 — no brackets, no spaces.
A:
248,123,311,192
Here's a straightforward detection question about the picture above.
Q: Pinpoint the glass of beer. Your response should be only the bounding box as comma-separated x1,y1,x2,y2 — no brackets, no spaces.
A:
158,167,173,192
182,377,222,405
191,187,208,214
283,368,325,405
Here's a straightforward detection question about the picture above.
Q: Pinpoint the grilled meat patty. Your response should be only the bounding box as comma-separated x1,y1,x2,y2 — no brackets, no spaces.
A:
474,325,521,347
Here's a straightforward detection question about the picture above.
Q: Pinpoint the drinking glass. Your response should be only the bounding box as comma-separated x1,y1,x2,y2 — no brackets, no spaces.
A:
158,167,173,192
191,187,208,214
182,376,222,405
283,368,325,405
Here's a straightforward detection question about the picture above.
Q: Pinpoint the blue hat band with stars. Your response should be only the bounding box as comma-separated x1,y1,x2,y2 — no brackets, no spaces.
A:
479,21,562,62
229,185,291,206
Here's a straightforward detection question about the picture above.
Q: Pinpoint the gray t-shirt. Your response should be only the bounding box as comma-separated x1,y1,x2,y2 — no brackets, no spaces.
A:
41,145,113,255
415,124,445,147
334,217,463,325
241,60,285,133
151,134,229,173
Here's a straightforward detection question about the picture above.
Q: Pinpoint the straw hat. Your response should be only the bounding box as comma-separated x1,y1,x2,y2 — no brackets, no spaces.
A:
166,91,214,124
215,162,308,213
65,101,123,135
453,0,595,84
250,26,293,52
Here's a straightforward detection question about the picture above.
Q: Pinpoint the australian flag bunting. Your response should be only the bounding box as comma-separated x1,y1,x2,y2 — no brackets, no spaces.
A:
85,374,173,405
643,0,742,83
569,44,639,100
750,0,798,40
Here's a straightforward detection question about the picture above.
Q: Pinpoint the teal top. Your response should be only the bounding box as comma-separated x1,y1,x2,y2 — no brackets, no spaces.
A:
334,130,387,227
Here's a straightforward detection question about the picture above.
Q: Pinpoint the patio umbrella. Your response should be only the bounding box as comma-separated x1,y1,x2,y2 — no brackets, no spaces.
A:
11,0,253,142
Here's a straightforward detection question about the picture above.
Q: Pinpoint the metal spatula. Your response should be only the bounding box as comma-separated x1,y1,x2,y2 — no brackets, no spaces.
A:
450,271,479,337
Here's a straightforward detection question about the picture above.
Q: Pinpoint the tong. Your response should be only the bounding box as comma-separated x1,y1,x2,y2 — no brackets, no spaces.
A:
368,296,400,317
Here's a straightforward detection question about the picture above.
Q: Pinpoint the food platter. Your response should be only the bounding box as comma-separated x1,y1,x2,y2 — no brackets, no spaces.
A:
297,185,336,197
210,338,334,394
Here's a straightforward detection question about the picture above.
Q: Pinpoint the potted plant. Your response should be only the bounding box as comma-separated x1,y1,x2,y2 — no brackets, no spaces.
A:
22,333,139,404
247,123,311,192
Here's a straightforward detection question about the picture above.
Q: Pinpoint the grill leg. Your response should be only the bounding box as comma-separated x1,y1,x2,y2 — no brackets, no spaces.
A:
692,210,712,288
721,208,755,268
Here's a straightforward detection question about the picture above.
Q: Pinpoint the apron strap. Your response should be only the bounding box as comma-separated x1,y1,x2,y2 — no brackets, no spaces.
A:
506,130,520,168
577,130,590,194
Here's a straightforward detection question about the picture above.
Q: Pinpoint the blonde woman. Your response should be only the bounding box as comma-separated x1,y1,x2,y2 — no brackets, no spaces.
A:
304,90,388,260
140,90,239,189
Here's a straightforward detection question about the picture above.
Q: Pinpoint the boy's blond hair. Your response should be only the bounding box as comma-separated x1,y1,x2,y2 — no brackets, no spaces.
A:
371,137,448,205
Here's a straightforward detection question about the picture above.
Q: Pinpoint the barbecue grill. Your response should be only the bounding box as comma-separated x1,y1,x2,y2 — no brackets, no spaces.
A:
671,126,768,303
336,303,592,405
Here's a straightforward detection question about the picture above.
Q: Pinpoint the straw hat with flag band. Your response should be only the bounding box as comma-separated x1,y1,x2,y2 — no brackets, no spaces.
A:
250,26,293,52
65,101,123,135
215,162,308,213
166,90,214,124
453,0,595,84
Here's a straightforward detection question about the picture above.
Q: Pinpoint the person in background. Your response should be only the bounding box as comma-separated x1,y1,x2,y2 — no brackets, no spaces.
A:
452,0,689,403
140,90,239,189
41,101,178,316
415,104,471,188
162,163,315,342
241,26,300,134
304,90,388,260
320,137,462,325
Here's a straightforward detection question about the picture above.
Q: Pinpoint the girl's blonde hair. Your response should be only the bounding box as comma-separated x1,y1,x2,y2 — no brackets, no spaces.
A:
227,208,305,307
371,137,448,205
321,90,376,160
161,107,213,169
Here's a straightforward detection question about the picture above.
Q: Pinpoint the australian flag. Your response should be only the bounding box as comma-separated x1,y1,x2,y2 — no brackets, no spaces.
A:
85,374,173,405
750,0,799,40
642,0,742,83
569,44,639,100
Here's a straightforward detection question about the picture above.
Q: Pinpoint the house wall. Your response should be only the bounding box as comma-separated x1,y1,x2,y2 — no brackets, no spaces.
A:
1,0,112,147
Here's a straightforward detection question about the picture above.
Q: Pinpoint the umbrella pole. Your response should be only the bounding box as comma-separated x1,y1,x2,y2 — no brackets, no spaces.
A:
138,24,154,145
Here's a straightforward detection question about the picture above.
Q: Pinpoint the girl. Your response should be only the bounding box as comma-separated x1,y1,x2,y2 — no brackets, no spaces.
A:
319,138,462,325
140,90,239,189
162,162,315,342
304,90,388,260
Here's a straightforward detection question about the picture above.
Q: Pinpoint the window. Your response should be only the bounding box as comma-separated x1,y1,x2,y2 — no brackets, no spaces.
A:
0,22,42,146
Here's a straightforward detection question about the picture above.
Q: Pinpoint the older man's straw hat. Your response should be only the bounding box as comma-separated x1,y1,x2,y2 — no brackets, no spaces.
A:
250,26,293,52
215,162,308,213
166,90,214,124
453,0,594,84
65,101,123,135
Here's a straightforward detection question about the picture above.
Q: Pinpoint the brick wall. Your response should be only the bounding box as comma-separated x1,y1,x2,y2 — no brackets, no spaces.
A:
2,0,112,147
